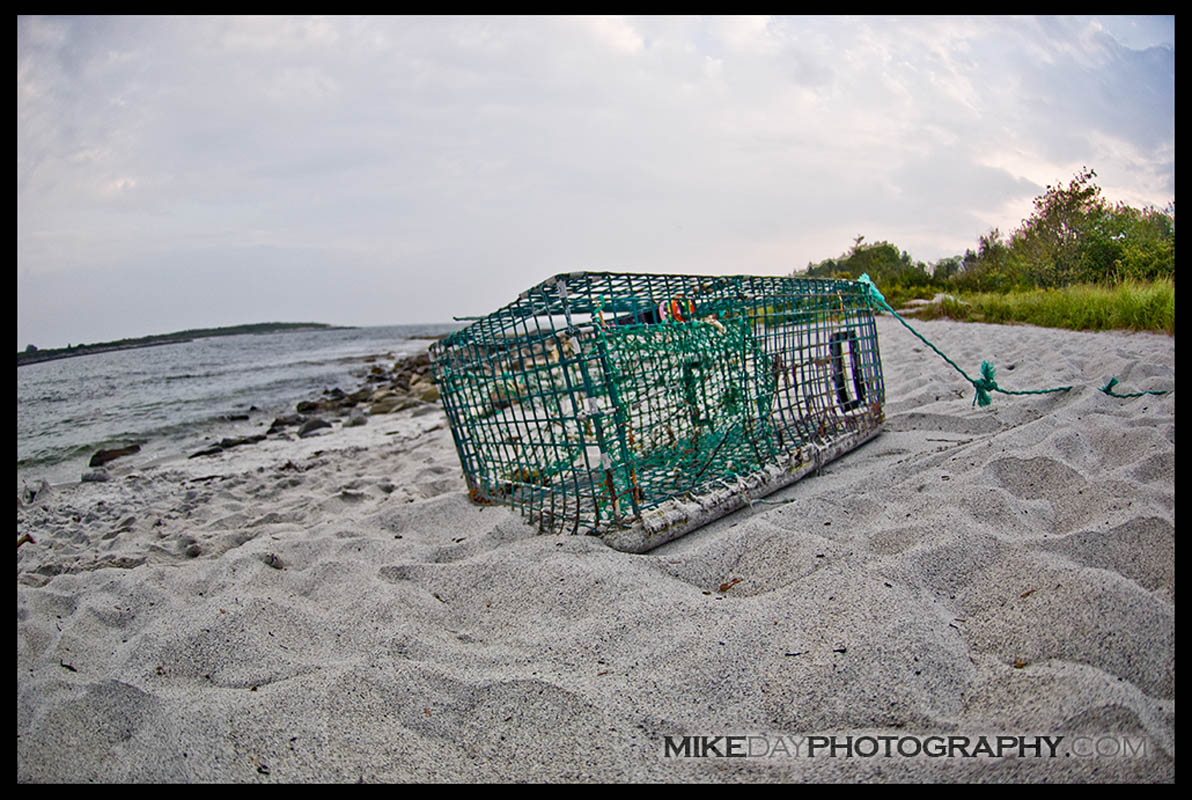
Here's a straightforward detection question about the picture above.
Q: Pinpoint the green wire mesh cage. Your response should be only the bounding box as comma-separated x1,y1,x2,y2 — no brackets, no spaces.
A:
429,272,886,552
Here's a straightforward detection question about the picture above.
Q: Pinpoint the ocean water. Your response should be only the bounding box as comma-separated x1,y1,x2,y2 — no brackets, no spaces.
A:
16,324,460,488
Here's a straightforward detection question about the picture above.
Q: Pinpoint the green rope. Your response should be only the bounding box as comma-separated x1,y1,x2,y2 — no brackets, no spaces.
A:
1099,377,1169,398
857,273,1077,407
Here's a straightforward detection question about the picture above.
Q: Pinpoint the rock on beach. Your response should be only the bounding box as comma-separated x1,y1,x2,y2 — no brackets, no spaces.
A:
89,444,141,468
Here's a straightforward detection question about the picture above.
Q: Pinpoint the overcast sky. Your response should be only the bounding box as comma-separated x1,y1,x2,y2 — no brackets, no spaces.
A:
17,15,1175,350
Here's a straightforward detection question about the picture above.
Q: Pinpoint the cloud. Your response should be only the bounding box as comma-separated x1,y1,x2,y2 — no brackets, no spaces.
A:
17,15,1175,348
580,16,645,54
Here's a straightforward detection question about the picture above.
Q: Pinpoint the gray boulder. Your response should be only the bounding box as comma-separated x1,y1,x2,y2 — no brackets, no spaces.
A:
298,418,332,438
89,444,141,468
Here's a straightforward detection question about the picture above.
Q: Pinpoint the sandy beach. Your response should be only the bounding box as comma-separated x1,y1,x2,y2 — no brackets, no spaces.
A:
17,315,1175,782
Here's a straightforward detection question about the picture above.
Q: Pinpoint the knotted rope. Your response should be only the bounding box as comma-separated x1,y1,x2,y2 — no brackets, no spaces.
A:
856,274,1168,406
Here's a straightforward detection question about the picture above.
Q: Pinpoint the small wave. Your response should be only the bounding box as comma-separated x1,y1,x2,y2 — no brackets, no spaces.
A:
160,372,223,382
18,438,117,469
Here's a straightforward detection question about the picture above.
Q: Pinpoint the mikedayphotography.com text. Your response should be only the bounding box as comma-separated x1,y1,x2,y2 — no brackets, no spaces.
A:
661,734,1152,760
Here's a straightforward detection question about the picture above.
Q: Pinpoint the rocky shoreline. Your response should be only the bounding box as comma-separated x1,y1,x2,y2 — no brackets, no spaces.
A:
72,349,443,484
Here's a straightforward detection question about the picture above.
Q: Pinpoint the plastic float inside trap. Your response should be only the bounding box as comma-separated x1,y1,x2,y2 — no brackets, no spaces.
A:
430,272,885,553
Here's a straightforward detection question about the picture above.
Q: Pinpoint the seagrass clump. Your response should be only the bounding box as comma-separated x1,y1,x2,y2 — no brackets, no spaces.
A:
430,272,885,552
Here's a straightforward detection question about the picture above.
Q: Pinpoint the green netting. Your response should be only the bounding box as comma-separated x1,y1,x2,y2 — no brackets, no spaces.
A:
430,272,886,537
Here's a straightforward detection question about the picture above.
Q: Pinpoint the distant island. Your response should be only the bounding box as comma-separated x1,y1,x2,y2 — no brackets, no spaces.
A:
18,322,349,366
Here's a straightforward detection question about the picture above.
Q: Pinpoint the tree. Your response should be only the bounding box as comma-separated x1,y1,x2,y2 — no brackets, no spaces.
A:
1007,167,1174,286
1103,202,1176,282
931,255,963,282
1011,166,1103,285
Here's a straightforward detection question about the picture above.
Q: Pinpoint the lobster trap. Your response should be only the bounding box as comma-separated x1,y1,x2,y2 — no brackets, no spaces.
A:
429,272,885,552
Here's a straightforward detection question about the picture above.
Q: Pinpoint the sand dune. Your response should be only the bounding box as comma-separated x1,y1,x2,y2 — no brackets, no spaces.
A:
17,316,1174,782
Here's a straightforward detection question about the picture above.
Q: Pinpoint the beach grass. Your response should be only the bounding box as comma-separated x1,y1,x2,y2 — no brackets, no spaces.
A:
913,280,1175,334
